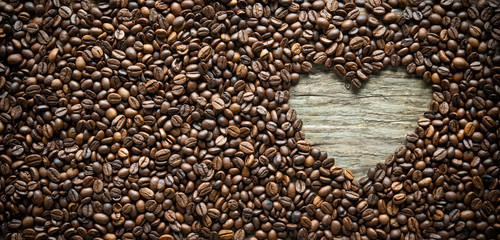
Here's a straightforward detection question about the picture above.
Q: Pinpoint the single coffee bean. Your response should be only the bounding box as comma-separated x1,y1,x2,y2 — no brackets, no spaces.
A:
239,141,255,154
93,213,109,225
218,230,234,240
7,54,22,65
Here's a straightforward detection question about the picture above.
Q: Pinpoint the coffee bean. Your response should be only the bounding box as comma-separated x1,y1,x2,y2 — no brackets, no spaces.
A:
7,54,22,65
58,6,72,18
297,140,311,152
47,168,61,182
93,213,109,225
91,46,104,59
432,148,447,161
234,229,245,240
26,23,39,34
333,64,347,78
218,230,234,240
37,30,50,44
107,93,122,105
111,115,125,131
175,192,188,208
127,65,143,77
139,188,154,200
470,61,482,71
350,36,366,50
239,141,254,154
197,182,212,197
266,182,279,196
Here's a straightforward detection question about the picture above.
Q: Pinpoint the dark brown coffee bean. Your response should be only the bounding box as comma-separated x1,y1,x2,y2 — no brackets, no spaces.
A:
139,188,154,200
333,64,347,78
302,61,313,72
197,182,212,197
198,45,213,61
432,148,447,161
234,229,245,240
470,61,482,71
111,115,126,131
107,93,122,105
127,65,143,77
93,213,109,225
175,192,188,208
155,149,171,162
350,36,366,50
7,54,22,65
37,30,51,44
266,182,279,196
239,141,254,154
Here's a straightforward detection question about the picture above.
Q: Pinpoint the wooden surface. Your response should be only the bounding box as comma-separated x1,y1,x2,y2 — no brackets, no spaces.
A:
289,66,432,179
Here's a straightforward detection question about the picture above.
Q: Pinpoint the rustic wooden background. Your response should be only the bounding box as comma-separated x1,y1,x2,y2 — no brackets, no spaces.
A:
289,66,432,179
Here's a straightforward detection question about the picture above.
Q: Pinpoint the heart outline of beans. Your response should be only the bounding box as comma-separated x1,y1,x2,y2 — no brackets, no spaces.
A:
0,0,498,240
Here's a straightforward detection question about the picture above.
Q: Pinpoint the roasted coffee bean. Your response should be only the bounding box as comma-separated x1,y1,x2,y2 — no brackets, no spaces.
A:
350,36,366,50
93,213,109,225
234,229,245,240
239,141,255,154
127,65,143,77
333,64,347,78
175,192,188,208
7,54,23,65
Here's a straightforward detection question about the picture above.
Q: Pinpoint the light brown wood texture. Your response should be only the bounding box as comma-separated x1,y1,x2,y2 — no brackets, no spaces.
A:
289,66,432,179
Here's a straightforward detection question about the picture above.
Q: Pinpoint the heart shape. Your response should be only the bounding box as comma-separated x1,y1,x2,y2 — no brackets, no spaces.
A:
290,66,432,178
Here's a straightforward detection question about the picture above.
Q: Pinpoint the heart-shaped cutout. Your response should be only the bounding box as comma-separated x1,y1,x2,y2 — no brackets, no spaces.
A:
290,66,432,178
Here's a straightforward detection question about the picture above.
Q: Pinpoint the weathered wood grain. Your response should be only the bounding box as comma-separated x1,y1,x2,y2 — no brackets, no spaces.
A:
289,66,432,179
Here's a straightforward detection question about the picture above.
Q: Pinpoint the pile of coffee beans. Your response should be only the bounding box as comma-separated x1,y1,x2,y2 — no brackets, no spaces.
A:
0,0,498,239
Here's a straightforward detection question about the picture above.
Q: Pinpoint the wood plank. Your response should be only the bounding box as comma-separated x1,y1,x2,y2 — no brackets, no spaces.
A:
289,66,432,179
